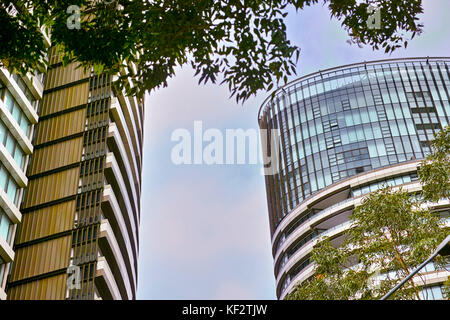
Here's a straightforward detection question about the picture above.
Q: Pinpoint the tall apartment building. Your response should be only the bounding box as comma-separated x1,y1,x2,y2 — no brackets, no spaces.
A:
259,57,450,299
0,44,144,299
0,64,43,300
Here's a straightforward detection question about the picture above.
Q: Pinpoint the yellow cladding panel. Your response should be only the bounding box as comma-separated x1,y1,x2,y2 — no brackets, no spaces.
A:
10,235,71,282
7,274,67,300
48,46,63,66
33,109,86,145
23,167,79,209
44,62,90,91
14,201,76,245
40,82,89,117
28,138,83,176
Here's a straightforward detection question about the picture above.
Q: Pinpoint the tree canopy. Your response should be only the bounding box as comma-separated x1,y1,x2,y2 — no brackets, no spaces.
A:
0,0,424,102
418,126,450,202
286,126,450,300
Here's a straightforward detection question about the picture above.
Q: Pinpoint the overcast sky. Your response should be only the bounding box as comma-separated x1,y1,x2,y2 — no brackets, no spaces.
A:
137,0,450,299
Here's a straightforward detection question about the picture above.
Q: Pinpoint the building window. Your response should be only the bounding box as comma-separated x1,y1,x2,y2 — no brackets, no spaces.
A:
0,164,20,206
419,285,444,300
0,209,13,244
1,87,32,137
11,74,38,110
0,120,27,170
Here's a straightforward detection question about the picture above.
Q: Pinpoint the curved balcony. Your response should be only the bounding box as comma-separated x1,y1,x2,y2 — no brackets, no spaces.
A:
107,125,140,223
274,199,355,275
272,161,421,254
0,144,27,188
23,72,44,101
276,220,352,297
0,233,14,264
110,99,141,193
414,269,450,288
115,92,141,166
276,184,448,299
105,152,139,251
117,70,143,143
98,218,134,299
95,256,121,300
0,188,20,225
101,185,137,289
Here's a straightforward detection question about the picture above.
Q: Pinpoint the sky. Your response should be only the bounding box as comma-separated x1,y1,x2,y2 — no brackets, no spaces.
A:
137,0,450,300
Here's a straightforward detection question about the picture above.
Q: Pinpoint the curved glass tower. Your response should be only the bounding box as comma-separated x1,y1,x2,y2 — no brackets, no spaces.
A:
258,57,450,299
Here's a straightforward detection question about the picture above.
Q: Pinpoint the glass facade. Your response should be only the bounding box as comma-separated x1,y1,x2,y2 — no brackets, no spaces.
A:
0,120,26,170
3,88,32,137
0,208,13,245
259,57,450,299
11,74,39,111
259,58,450,234
0,162,20,205
0,82,32,205
419,285,445,300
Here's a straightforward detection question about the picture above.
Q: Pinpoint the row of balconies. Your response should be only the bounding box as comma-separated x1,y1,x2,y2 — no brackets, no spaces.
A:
275,161,449,298
94,87,144,300
96,130,141,299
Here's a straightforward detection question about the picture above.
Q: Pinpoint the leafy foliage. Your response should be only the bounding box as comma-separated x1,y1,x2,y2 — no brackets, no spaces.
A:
287,127,450,300
418,126,450,202
0,1,48,74
443,277,450,299
1,0,424,102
